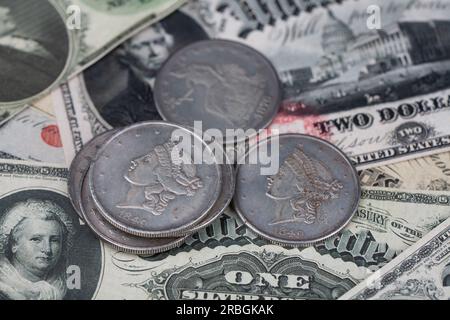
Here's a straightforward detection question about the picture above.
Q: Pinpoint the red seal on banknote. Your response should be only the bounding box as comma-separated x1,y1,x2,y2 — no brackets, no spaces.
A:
41,125,62,148
270,105,332,141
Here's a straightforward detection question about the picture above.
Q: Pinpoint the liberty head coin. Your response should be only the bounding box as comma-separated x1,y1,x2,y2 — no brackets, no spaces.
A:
90,121,222,238
154,39,282,142
80,170,188,255
234,134,360,246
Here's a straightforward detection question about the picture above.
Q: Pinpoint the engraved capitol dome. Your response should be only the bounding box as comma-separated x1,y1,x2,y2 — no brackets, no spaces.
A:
321,9,355,55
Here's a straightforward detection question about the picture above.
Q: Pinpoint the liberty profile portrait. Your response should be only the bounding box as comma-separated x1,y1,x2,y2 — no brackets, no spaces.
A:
117,140,203,216
266,145,343,225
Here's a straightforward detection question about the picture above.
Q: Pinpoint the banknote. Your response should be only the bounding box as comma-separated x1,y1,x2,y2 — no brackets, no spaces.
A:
0,106,22,124
360,152,450,190
103,244,363,300
0,160,448,299
340,217,450,300
0,159,366,300
186,0,450,168
316,187,450,271
52,77,110,164
54,0,450,169
0,106,65,163
51,1,344,162
0,0,185,109
33,94,57,117
110,187,450,299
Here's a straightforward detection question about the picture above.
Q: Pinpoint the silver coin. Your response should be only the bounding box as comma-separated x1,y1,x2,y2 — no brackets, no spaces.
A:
69,130,119,218
90,121,222,238
187,159,235,234
234,134,360,246
154,40,281,142
80,169,188,255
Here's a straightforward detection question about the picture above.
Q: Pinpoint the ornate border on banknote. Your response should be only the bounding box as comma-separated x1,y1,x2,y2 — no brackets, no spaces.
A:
349,224,449,299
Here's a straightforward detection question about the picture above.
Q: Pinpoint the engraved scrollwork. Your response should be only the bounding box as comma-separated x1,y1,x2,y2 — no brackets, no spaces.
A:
125,270,170,300
361,287,378,300
380,279,442,300
399,258,416,272
254,249,287,268
418,243,437,258
381,272,398,286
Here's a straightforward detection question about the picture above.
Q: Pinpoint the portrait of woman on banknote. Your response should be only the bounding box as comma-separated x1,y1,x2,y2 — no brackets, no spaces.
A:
0,199,75,300
83,11,209,128
0,0,69,103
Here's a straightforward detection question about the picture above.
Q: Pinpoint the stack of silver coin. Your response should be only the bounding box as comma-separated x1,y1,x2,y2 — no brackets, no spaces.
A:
69,39,361,253
69,121,235,255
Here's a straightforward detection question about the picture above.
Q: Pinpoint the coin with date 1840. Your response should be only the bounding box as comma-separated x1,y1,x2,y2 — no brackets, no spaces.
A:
80,169,188,255
234,134,361,247
90,121,223,238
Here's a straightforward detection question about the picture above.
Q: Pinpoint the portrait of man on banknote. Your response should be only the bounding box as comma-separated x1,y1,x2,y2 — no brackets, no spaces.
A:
83,11,209,128
0,0,69,103
0,199,75,300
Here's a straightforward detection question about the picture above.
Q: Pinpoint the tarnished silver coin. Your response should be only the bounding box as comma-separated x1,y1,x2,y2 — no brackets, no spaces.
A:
90,121,222,238
234,134,360,246
69,129,118,218
187,159,235,234
80,169,188,255
154,40,281,142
